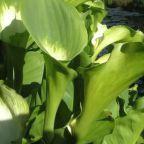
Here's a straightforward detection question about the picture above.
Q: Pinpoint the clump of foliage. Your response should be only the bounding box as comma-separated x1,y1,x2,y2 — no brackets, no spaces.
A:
0,0,144,144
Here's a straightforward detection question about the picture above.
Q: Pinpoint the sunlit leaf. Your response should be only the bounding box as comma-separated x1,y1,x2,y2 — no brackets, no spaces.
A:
82,120,114,144
92,25,144,60
0,81,29,144
135,97,144,112
0,0,15,33
66,0,89,7
20,0,88,61
73,42,144,142
103,110,144,144
0,0,20,37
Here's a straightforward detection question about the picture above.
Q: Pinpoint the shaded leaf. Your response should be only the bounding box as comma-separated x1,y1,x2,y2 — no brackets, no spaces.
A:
29,112,44,142
23,51,44,85
4,44,25,92
43,54,76,142
1,19,29,48
63,82,74,111
119,89,130,114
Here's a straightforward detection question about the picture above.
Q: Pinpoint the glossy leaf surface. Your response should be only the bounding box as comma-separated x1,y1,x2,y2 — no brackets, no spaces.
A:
20,0,88,61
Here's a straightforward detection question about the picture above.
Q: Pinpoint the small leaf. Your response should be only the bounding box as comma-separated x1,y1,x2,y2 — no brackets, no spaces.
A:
29,112,44,142
104,99,119,119
135,97,144,112
23,51,44,85
103,110,144,144
119,89,130,114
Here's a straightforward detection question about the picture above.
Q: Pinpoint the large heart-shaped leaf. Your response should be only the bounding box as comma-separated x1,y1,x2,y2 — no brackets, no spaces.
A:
73,42,144,142
20,0,88,61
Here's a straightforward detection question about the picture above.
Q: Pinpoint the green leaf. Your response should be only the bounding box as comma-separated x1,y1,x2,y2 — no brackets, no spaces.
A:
92,25,144,60
135,97,144,112
73,42,144,142
1,19,29,48
54,82,74,128
39,79,47,104
29,112,44,142
103,110,144,144
82,120,114,144
119,89,130,114
0,81,29,144
1,20,28,92
0,0,20,39
85,1,105,9
20,0,88,61
0,0,16,33
23,51,44,85
136,136,144,144
63,82,74,111
89,9,107,33
66,0,89,7
104,99,119,119
95,53,110,64
55,101,72,128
